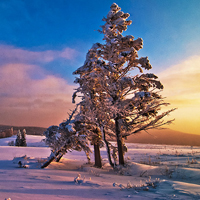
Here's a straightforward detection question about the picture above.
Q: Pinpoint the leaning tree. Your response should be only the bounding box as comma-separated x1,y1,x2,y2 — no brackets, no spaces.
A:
42,107,91,168
73,3,175,166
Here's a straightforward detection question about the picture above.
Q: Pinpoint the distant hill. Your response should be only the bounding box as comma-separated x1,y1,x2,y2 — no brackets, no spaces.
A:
126,129,200,146
1,125,199,146
0,125,47,135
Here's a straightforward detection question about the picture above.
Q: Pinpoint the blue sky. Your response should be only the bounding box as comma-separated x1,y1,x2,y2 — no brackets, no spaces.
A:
0,0,200,134
1,0,200,80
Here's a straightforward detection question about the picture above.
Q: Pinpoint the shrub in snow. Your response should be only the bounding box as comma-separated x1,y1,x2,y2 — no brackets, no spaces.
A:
74,174,85,184
139,155,161,166
8,141,14,146
113,164,132,176
113,176,160,191
160,165,174,178
88,169,100,177
187,158,198,164
18,161,28,168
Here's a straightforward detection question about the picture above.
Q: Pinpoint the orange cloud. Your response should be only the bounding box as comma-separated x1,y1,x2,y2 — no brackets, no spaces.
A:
0,63,76,127
158,55,200,135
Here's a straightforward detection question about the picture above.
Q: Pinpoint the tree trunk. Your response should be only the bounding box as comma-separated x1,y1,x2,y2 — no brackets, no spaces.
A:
41,150,64,168
115,116,125,166
94,143,102,168
56,153,64,162
41,152,57,168
102,127,114,168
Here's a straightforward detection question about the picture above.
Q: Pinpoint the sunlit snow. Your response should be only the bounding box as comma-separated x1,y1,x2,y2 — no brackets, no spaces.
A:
0,135,200,200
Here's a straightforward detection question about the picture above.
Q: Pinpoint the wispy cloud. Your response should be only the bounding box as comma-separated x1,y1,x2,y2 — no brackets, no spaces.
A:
0,63,74,98
0,45,78,64
158,55,200,134
158,55,200,106
0,63,76,127
0,44,80,127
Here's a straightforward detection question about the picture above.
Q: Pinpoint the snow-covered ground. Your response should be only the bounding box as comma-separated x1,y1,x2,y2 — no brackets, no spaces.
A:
1,135,200,200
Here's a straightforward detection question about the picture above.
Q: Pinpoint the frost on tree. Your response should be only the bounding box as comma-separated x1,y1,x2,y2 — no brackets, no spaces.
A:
73,102,110,168
15,130,21,147
21,129,27,147
73,49,117,167
42,107,91,168
73,3,175,166
15,129,27,147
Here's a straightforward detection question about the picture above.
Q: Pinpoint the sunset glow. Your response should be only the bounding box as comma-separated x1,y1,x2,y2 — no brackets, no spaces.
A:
158,55,200,135
0,0,199,134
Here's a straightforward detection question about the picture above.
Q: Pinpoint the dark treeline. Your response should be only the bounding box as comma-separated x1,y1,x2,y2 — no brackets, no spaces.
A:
0,125,46,138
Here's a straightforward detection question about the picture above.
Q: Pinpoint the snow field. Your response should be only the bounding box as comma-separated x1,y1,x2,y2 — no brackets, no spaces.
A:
0,135,200,199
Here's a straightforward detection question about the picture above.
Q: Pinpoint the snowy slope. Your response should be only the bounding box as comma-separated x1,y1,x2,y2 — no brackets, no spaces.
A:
0,136,200,200
0,135,47,147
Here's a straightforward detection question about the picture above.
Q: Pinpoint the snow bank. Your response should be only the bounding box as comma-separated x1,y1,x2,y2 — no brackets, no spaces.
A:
0,135,47,147
1,136,200,199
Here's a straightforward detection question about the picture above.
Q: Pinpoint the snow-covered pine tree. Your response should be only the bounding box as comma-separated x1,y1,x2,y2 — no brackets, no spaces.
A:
73,47,117,167
98,3,176,165
42,106,91,168
78,122,102,168
73,3,176,166
15,130,21,146
21,129,27,147
72,101,106,168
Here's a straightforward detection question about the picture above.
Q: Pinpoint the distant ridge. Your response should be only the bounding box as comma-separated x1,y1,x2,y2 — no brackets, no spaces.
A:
126,129,200,146
1,125,199,146
0,125,47,135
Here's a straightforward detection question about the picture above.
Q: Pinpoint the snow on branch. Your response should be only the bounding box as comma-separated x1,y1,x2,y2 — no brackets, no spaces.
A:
72,2,176,167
